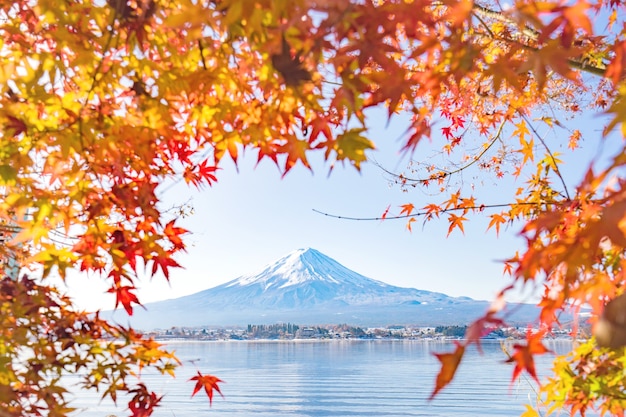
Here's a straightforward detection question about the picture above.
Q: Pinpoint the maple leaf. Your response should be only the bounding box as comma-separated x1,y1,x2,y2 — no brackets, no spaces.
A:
430,343,465,400
271,36,311,86
0,164,17,185
107,285,142,315
368,70,412,118
465,312,506,352
406,217,416,232
150,253,182,281
506,329,550,383
334,128,375,170
568,129,581,150
402,108,431,152
541,1,592,47
279,138,312,176
513,120,530,143
399,203,415,216
127,384,162,417
255,141,279,166
163,220,187,251
184,161,219,188
447,214,467,236
423,204,441,220
606,40,626,84
196,161,219,185
6,116,27,139
190,372,224,405
487,213,507,236
308,115,334,143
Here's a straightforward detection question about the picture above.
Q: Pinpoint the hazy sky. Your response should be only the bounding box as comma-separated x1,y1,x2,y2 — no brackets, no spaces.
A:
61,103,618,312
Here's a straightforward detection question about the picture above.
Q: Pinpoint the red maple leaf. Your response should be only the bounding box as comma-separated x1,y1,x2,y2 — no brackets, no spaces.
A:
151,253,182,280
196,160,219,185
128,383,162,417
183,160,219,188
465,312,506,351
6,116,27,136
107,285,142,315
308,115,333,143
190,371,224,405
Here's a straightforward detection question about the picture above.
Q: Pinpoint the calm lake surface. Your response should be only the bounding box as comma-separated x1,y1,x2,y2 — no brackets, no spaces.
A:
71,340,574,417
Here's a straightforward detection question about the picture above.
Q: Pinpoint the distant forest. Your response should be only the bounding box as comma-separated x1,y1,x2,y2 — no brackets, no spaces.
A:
434,326,506,338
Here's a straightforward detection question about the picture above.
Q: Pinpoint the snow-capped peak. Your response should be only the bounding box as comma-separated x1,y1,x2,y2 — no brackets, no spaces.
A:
226,248,388,290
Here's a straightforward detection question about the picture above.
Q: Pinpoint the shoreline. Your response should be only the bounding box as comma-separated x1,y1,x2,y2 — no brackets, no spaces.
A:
157,337,578,344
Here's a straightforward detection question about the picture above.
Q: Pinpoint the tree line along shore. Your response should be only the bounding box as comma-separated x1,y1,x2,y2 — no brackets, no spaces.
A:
144,323,579,341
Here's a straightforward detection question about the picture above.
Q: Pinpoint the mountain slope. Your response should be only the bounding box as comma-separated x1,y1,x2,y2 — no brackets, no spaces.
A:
108,248,537,329
204,248,461,308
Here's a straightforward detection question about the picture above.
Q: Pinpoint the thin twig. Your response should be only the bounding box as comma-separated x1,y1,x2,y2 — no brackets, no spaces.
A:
519,112,572,200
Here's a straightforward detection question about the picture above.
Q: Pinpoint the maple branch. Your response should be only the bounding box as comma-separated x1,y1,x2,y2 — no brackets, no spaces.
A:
475,29,608,78
470,1,608,77
78,11,121,154
312,201,547,221
471,2,540,40
198,40,208,71
471,6,497,40
375,120,506,185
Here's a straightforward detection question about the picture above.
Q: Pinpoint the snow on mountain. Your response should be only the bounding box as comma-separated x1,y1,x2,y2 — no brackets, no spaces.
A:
108,248,539,329
226,248,389,290
207,247,454,308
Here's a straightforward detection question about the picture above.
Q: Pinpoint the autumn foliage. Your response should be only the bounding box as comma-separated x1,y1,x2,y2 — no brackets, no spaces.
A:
1,0,626,415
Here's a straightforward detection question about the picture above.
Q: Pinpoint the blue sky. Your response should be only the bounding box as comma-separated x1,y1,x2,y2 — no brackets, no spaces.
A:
61,100,621,312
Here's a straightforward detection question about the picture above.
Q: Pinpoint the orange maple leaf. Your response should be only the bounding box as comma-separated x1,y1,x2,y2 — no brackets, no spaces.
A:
406,217,416,232
430,343,465,400
447,213,467,236
279,138,312,176
190,371,224,405
399,203,415,216
163,220,187,251
423,204,441,220
487,213,507,236
506,329,550,383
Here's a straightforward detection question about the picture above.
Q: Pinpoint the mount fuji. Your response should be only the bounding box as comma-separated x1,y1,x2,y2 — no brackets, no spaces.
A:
109,248,539,329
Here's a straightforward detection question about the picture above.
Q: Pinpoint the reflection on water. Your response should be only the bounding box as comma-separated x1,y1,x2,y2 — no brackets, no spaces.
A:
70,340,575,417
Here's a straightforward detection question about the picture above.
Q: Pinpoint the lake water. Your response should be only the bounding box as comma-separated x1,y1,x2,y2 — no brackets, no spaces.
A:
70,340,573,417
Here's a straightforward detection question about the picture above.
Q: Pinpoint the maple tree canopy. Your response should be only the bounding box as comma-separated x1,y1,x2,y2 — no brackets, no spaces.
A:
0,0,625,416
